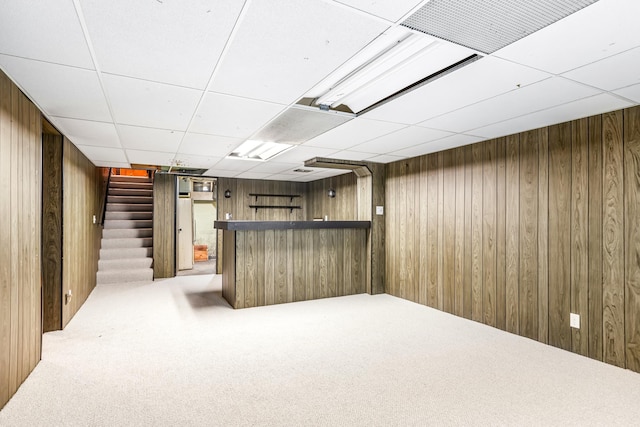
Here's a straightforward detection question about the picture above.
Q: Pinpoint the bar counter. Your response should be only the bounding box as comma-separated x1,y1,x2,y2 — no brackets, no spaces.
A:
214,220,371,309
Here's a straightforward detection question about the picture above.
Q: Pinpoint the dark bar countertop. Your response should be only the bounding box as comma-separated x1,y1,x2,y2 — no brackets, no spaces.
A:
214,220,371,231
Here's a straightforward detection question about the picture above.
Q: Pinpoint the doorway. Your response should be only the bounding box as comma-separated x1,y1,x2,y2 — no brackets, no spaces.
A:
176,177,217,276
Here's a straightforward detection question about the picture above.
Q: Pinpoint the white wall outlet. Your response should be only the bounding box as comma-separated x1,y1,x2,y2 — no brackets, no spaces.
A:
570,313,580,329
65,289,73,305
376,206,384,215
92,214,96,224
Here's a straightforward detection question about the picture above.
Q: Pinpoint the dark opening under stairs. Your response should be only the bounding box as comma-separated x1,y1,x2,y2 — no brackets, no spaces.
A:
97,175,154,284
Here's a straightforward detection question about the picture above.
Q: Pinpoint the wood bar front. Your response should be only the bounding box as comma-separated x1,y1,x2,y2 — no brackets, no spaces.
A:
216,221,370,309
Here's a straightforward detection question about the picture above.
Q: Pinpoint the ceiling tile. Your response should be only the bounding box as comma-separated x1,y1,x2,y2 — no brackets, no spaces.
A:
208,157,257,172
363,56,550,124
613,84,640,104
203,168,239,178
102,74,201,130
118,125,184,152
392,134,483,158
562,47,640,91
351,126,453,154
235,171,273,180
269,146,338,164
471,94,634,139
247,161,299,174
79,0,244,89
179,133,243,157
52,118,120,148
304,118,406,150
76,145,128,163
335,0,424,22
326,150,375,161
494,0,640,74
190,92,285,138
92,161,130,168
126,149,175,167
419,77,600,133
173,154,223,169
0,55,111,122
366,154,405,163
0,0,93,68
209,0,390,104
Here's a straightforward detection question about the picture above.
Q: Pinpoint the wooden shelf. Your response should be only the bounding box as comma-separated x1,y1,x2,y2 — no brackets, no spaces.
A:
249,205,302,213
249,193,301,202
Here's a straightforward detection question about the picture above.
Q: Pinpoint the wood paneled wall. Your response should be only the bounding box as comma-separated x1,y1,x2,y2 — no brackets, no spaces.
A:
385,105,640,373
0,70,42,409
153,173,176,278
218,178,307,221
61,138,103,328
224,228,367,309
42,133,63,332
306,173,358,220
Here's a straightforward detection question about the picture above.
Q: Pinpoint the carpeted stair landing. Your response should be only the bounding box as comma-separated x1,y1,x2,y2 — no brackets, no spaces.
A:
97,175,154,284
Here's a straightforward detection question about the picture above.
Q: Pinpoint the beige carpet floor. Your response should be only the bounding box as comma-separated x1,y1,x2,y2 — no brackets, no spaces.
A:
1,274,640,426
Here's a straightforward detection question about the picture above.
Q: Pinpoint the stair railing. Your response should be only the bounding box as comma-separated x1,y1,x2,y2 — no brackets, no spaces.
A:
98,168,112,226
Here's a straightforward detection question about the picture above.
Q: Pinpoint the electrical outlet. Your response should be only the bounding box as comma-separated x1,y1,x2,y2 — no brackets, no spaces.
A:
376,206,384,215
65,290,73,305
92,214,96,224
570,313,580,329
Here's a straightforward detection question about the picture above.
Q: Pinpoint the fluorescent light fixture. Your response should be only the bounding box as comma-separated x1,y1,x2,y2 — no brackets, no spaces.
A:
305,26,474,113
227,140,292,161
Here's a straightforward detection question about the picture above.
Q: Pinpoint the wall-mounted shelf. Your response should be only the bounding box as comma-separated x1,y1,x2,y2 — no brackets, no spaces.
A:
249,193,301,202
249,205,302,213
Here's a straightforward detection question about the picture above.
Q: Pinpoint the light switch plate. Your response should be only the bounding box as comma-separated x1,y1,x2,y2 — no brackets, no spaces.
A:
376,206,384,215
570,313,580,329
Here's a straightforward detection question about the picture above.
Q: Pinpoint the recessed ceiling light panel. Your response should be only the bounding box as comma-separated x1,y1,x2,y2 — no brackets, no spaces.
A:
401,0,600,54
227,140,292,161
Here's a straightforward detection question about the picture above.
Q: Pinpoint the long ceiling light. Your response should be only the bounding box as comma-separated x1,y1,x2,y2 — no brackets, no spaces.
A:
305,26,473,114
227,140,292,161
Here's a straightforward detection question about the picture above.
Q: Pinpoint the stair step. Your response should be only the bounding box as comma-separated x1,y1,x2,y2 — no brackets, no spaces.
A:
104,211,153,220
100,247,153,260
109,188,153,197
99,257,153,271
109,181,153,190
106,203,153,212
104,219,153,229
97,268,153,285
108,195,153,204
102,228,153,239
101,237,152,249
110,175,152,183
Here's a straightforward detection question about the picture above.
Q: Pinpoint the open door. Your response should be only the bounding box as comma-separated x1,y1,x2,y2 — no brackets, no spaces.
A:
177,198,193,270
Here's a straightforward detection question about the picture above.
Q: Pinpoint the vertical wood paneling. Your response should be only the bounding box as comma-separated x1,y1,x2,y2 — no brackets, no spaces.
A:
398,163,408,300
483,140,497,326
153,174,176,278
495,139,507,330
505,135,520,333
42,134,63,332
602,110,625,367
0,70,42,409
61,138,102,327
538,129,549,344
427,154,439,307
454,148,465,317
549,123,572,350
384,104,640,373
406,160,418,303
588,115,604,361
443,151,455,313
463,146,473,320
419,156,429,305
471,144,484,321
571,118,589,356
625,106,640,372
519,130,539,340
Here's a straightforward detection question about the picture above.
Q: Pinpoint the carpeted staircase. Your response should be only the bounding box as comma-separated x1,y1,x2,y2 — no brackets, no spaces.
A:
97,174,154,284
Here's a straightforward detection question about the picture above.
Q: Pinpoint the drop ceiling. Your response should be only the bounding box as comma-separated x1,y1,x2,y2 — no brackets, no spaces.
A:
0,0,638,182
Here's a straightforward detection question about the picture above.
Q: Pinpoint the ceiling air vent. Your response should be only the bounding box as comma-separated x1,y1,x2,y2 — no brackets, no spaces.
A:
293,168,313,173
401,0,600,54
